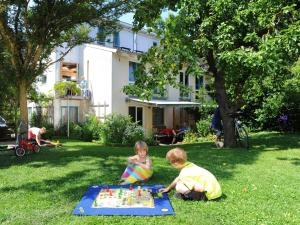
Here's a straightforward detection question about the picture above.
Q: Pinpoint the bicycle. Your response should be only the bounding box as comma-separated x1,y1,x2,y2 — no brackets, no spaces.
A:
228,112,249,149
15,135,40,157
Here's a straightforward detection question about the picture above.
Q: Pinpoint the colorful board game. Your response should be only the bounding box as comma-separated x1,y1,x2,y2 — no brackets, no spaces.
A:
73,184,174,216
93,186,154,208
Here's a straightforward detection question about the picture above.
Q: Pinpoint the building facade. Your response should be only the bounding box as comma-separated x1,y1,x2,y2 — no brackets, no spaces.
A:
34,22,208,136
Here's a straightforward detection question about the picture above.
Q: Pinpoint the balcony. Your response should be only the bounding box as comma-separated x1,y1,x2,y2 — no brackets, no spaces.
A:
54,81,91,100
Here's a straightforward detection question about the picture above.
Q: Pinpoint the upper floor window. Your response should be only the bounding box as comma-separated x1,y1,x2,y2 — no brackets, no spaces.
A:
37,74,47,84
195,76,203,90
153,42,157,46
97,26,106,45
60,62,78,81
179,71,190,99
129,61,138,84
113,32,120,48
153,86,167,99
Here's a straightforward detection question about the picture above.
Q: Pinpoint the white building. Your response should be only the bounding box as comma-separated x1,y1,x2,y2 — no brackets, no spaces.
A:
34,22,207,136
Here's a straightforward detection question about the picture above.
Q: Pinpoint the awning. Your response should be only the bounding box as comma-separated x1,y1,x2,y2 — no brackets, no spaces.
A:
127,97,200,108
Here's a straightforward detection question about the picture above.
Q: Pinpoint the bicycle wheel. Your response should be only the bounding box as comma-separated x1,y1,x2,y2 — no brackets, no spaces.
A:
15,146,26,157
33,144,40,153
237,126,249,149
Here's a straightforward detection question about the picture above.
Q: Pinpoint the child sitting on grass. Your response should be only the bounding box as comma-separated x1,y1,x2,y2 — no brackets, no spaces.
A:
160,147,222,201
120,141,153,185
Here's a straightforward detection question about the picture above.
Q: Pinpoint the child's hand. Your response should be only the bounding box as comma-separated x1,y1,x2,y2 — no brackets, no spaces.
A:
159,188,170,193
128,158,136,164
134,161,140,166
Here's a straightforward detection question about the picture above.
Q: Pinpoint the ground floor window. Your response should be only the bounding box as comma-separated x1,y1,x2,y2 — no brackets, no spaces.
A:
152,107,164,128
61,106,79,124
128,106,143,125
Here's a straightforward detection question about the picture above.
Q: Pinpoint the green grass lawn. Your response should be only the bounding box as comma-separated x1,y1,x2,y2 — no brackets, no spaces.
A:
0,132,299,225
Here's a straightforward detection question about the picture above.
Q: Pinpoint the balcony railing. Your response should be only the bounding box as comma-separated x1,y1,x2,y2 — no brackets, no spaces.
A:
54,81,91,99
179,85,192,101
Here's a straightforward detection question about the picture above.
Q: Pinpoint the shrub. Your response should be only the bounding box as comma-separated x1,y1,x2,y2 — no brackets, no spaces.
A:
183,131,199,144
30,111,42,127
145,133,158,146
70,123,83,139
122,123,145,145
100,114,132,145
81,114,102,141
196,117,212,137
41,122,55,139
30,110,55,139
55,122,82,139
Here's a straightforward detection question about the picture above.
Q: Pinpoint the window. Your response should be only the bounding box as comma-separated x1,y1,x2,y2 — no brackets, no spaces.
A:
60,62,78,81
152,107,164,127
179,71,189,98
97,26,106,45
195,76,203,90
153,42,157,46
37,75,47,83
113,32,120,48
153,86,167,99
129,106,143,125
129,61,138,84
61,106,79,124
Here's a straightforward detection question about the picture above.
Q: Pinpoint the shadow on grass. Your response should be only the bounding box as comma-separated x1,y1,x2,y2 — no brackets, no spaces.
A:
277,157,300,166
0,132,299,201
250,132,300,151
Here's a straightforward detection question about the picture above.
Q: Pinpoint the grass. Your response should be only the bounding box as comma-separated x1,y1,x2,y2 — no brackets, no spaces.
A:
0,132,299,225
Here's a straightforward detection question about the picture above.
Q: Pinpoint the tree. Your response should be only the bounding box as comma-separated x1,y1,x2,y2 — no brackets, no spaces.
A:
0,0,134,125
126,0,300,147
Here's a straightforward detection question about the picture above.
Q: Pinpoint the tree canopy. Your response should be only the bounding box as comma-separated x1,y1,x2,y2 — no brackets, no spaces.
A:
0,0,134,125
127,0,300,147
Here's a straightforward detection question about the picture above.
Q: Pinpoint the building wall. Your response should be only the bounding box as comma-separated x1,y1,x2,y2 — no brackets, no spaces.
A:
119,29,134,50
82,44,115,119
57,45,83,80
136,33,158,52
111,51,156,135
111,53,132,115
38,22,203,132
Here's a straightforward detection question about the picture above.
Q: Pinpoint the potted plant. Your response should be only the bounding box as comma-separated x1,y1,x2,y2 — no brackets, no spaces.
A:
54,81,80,96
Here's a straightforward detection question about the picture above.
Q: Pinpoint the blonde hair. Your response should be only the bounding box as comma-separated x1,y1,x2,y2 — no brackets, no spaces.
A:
41,127,47,133
134,140,149,154
166,148,187,164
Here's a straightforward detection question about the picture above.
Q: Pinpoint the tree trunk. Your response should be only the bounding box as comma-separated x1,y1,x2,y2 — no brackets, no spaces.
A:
207,51,237,147
215,74,236,147
18,78,29,126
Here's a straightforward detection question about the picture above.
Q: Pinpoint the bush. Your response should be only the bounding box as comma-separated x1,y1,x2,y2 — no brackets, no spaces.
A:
100,114,132,145
145,133,158,146
42,122,55,139
30,110,55,139
81,114,102,141
183,131,199,144
30,111,42,127
196,117,212,137
70,123,82,139
55,122,82,139
122,123,145,145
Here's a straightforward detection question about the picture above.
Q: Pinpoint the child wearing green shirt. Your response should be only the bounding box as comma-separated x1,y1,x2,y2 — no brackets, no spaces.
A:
160,147,222,201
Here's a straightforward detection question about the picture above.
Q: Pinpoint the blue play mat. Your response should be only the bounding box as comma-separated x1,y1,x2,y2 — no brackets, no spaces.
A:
73,184,174,216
